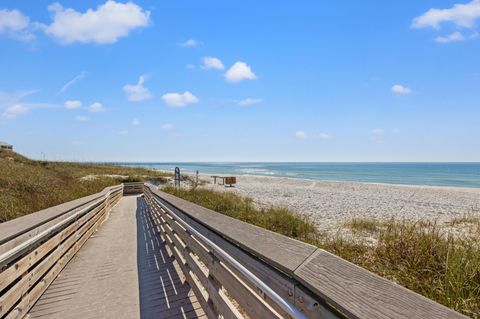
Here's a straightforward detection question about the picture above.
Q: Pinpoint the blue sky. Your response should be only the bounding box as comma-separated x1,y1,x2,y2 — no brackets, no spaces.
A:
0,0,479,162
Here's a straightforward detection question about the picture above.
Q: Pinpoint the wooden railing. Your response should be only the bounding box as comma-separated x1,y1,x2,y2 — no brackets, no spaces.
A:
0,182,469,319
0,185,123,319
123,181,144,195
143,184,468,319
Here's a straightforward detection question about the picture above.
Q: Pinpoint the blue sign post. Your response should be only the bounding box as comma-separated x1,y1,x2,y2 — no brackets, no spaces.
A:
174,167,181,188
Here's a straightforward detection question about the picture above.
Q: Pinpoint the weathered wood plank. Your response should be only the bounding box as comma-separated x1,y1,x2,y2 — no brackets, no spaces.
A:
4,199,108,319
294,249,468,319
146,186,317,276
0,200,106,293
146,190,284,319
0,186,120,251
144,188,298,312
27,196,206,319
294,285,345,319
161,222,217,319
0,201,107,316
123,182,144,195
152,207,242,319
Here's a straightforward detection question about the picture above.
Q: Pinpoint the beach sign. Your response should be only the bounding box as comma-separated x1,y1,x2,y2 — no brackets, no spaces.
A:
175,167,181,187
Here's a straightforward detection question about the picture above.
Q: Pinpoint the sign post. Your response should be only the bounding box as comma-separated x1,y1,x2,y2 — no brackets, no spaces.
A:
174,167,181,188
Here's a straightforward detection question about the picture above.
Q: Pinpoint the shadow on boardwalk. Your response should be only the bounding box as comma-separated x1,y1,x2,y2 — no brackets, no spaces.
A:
136,197,205,319
27,196,204,319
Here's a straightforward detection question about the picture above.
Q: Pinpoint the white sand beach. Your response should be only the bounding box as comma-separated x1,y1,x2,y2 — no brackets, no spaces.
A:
193,174,480,230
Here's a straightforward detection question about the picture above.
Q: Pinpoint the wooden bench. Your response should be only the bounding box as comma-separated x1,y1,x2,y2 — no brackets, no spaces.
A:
211,175,236,187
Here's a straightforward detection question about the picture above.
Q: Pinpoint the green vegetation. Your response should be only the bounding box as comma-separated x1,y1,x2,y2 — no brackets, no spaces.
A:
163,186,480,318
343,217,383,234
0,150,170,222
445,213,480,227
163,185,316,241
333,219,480,318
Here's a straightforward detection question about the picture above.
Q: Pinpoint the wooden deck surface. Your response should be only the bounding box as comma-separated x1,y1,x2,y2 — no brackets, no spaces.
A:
28,195,205,319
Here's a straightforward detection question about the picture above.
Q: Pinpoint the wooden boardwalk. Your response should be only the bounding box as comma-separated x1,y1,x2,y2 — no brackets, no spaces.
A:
0,183,467,319
27,195,205,319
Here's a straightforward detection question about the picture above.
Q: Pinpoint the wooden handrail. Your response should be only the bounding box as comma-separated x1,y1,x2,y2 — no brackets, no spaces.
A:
0,185,123,319
144,186,310,319
0,185,122,253
123,181,144,195
143,183,468,319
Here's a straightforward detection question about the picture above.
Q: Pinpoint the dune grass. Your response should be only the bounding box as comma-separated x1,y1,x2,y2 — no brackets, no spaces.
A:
163,185,480,318
343,217,383,234
335,219,480,318
162,185,316,241
0,150,170,222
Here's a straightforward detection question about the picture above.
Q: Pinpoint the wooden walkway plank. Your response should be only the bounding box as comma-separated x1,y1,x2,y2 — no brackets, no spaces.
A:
27,195,205,319
294,249,468,319
152,189,317,276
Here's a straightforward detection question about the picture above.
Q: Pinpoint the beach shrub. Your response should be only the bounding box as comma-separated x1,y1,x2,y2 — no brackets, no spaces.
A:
162,185,317,242
327,219,480,318
162,186,480,318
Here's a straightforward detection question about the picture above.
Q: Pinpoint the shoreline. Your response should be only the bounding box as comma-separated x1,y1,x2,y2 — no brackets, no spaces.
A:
140,161,480,189
157,168,480,192
222,173,480,192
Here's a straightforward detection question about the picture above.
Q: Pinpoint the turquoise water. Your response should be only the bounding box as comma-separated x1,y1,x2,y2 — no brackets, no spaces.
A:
117,162,480,188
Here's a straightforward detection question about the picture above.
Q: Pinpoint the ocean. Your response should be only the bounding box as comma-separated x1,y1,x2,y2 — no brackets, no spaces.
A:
115,162,480,188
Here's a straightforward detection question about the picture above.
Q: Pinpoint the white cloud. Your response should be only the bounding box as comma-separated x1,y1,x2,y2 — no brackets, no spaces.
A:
295,130,307,139
123,75,152,102
0,91,58,120
44,1,150,44
64,100,82,109
186,64,195,69
88,102,105,112
224,62,256,83
75,115,89,122
201,56,224,70
435,31,467,43
132,118,140,126
412,0,480,29
178,39,198,47
0,8,34,41
319,133,330,140
237,98,263,106
57,72,86,95
162,91,199,107
370,128,385,143
162,123,173,130
391,84,412,95
118,129,128,135
392,128,401,134
0,90,38,104
2,104,29,119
